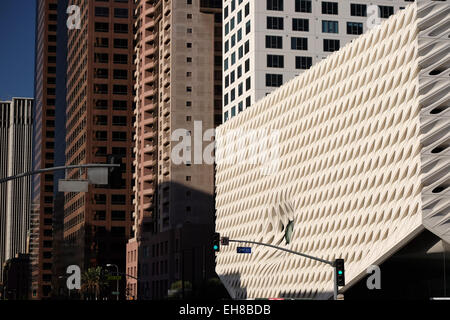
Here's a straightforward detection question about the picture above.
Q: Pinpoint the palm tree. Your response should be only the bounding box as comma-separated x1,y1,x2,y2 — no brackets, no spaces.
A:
80,267,108,300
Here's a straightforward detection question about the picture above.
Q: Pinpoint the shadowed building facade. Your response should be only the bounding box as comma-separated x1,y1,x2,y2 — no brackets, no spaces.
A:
126,0,222,299
31,0,59,299
62,1,136,301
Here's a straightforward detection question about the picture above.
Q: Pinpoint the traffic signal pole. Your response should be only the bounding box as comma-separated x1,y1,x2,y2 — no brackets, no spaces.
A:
333,266,338,301
223,238,343,300
0,163,120,184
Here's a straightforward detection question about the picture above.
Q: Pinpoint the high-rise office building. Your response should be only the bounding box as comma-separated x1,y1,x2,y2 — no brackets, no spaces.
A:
222,0,416,121
61,0,136,299
51,0,69,298
215,1,449,299
126,0,222,299
31,0,62,299
0,98,33,283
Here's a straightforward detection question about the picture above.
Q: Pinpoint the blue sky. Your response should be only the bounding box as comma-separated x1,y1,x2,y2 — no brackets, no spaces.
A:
0,0,36,101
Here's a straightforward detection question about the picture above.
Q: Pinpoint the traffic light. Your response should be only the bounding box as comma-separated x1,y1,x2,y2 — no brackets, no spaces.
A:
213,232,220,252
107,154,123,189
335,259,345,286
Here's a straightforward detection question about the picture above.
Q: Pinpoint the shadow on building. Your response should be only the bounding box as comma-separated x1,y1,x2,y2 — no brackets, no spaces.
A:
218,273,247,300
127,181,230,300
344,230,450,300
51,226,130,301
2,253,30,300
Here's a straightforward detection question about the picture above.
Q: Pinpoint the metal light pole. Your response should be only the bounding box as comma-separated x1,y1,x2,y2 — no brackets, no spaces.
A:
107,264,119,301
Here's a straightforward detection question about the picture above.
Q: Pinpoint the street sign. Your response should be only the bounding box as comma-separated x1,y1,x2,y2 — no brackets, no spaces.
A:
108,275,122,280
237,247,251,254
112,291,120,295
58,179,89,192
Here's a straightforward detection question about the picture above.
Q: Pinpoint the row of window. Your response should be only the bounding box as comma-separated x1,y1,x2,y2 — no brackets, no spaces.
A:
225,58,250,88
94,7,129,18
224,40,250,69
224,0,249,20
94,68,128,80
268,18,362,35
95,22,128,33
265,0,399,19
93,194,128,205
224,18,251,38
224,76,251,103
94,37,128,49
94,53,128,64
223,95,252,122
93,210,128,221
267,55,313,70
93,84,129,95
266,36,340,52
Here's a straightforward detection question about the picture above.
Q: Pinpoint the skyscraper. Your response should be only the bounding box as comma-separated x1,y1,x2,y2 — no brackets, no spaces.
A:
31,0,62,299
0,98,33,282
62,0,136,299
51,0,68,298
126,0,222,299
222,0,416,121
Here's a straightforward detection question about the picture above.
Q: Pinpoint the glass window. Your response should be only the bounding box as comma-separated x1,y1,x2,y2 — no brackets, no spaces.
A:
295,0,312,13
267,55,284,68
293,18,309,31
267,0,283,11
295,56,312,69
267,16,284,30
291,37,308,50
347,22,363,35
266,74,283,87
323,39,340,52
322,1,338,15
350,3,367,17
322,20,339,33
266,35,283,49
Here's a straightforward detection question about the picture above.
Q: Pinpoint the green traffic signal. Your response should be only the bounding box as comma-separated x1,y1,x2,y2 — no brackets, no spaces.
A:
335,259,345,286
213,233,220,252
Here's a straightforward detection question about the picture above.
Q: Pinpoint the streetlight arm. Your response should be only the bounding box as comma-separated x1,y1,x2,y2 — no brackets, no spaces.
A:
0,163,120,184
228,239,334,266
118,272,140,281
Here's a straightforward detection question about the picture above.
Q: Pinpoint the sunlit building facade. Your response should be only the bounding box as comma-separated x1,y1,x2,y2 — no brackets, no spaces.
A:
215,1,449,299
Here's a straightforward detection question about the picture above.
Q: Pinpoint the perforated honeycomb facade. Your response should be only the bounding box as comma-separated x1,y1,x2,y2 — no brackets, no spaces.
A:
215,1,450,300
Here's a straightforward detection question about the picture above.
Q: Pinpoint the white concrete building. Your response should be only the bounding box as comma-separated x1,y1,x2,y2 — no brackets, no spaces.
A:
0,98,33,280
222,0,416,121
216,1,449,299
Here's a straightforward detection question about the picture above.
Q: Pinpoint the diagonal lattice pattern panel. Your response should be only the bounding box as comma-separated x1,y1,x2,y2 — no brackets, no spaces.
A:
215,3,448,300
417,0,450,244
